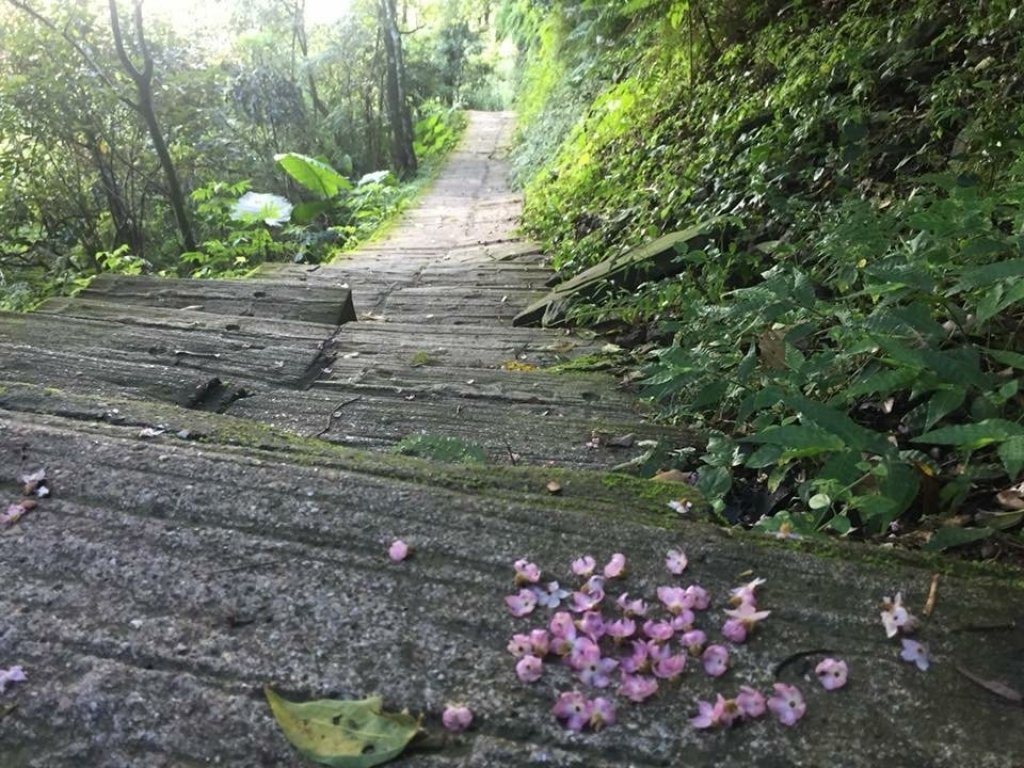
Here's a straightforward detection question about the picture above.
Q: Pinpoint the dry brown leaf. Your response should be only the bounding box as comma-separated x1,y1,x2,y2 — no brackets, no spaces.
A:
995,487,1024,511
956,665,1023,704
653,469,696,484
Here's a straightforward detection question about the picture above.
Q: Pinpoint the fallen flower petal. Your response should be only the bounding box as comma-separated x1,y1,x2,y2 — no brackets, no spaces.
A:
736,686,765,718
571,555,596,577
729,577,766,607
442,704,473,732
507,634,533,658
616,593,648,617
0,666,26,694
552,691,593,731
684,585,711,611
514,558,541,586
702,644,729,677
589,697,616,731
900,638,930,671
815,658,848,690
767,683,806,726
665,549,688,574
505,589,538,617
618,673,659,703
516,655,544,683
388,540,410,561
603,553,627,579
881,592,918,638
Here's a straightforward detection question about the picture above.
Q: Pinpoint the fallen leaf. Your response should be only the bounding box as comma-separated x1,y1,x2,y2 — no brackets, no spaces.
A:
923,574,939,617
501,360,538,372
995,485,1024,511
20,468,46,497
955,666,1023,704
546,480,562,495
265,688,420,768
606,433,635,448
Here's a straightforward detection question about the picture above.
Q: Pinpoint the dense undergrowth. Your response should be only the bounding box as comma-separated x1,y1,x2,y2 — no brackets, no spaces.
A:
507,0,1024,556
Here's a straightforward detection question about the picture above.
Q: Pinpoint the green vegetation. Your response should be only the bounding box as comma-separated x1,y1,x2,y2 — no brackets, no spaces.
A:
0,0,504,309
506,0,1024,553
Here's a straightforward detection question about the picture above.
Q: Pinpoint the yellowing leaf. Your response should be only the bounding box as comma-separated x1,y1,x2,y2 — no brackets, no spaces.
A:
265,688,420,768
501,360,538,372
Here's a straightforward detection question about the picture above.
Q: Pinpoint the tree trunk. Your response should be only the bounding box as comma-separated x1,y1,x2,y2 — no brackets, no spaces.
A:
108,0,197,253
378,0,417,179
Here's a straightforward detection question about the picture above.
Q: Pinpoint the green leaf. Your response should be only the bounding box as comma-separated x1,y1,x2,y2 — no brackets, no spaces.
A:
743,424,845,454
292,200,332,225
985,348,1024,370
391,434,486,464
924,387,967,432
276,152,353,198
998,437,1024,478
914,419,1024,449
922,526,995,552
265,688,420,768
784,394,890,453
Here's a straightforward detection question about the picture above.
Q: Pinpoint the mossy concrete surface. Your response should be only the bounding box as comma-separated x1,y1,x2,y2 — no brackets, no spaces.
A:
0,112,1022,767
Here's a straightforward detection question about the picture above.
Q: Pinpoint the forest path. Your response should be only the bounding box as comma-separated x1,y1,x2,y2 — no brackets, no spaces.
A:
0,113,1021,768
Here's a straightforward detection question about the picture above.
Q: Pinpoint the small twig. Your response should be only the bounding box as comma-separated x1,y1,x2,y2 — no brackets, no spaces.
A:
923,573,939,617
952,621,1018,633
505,442,518,466
314,396,362,437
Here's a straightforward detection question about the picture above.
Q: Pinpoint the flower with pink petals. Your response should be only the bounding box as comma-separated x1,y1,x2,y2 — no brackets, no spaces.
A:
589,697,616,731
603,553,627,579
576,650,619,688
571,589,604,613
690,696,722,729
0,666,26,694
571,555,596,577
665,549,688,574
516,655,544,683
606,617,636,642
550,611,575,638
881,593,918,638
671,610,696,632
642,619,675,642
442,705,473,732
684,585,711,610
702,644,729,677
729,577,766,607
619,673,658,703
619,640,650,674
815,658,848,690
552,691,593,731
507,633,532,658
616,593,648,617
681,629,707,655
388,539,409,561
528,629,550,657
513,558,541,586
767,683,805,726
505,589,537,617
532,581,570,609
657,586,689,615
653,652,687,680
736,686,765,718
722,601,771,642
567,636,599,668
578,611,607,640
900,638,930,671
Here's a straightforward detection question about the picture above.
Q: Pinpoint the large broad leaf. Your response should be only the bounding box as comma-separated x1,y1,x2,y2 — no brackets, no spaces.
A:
265,688,419,768
914,419,1024,449
275,153,353,198
923,526,995,552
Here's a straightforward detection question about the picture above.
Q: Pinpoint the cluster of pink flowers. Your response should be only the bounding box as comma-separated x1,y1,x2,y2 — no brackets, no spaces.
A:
881,592,930,671
504,550,847,732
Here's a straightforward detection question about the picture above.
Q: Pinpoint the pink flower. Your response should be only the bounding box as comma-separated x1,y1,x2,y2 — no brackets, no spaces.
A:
0,666,26,693
815,658,848,690
576,651,619,688
388,539,409,561
514,558,541,586
571,590,604,613
690,696,722,729
642,620,675,642
653,652,687,680
657,586,689,615
722,602,771,642
589,697,616,731
578,611,606,640
881,593,918,638
552,691,592,731
505,589,537,617
702,644,729,677
606,618,636,641
618,673,658,703
670,610,695,632
767,683,805,726
616,593,648,617
728,577,766,607
442,705,473,732
619,640,650,674
900,638,930,671
681,629,707,655
721,619,747,643
665,549,688,574
528,629,550,657
736,686,765,718
603,553,627,578
507,633,532,658
571,555,596,577
568,636,599,669
684,585,711,610
669,499,693,515
550,611,576,638
516,655,544,683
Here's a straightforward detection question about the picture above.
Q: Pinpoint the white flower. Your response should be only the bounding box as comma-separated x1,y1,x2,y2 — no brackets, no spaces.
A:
231,192,293,227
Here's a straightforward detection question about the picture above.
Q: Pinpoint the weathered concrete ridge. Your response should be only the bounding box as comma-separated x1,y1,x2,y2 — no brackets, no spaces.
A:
1,112,1022,767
